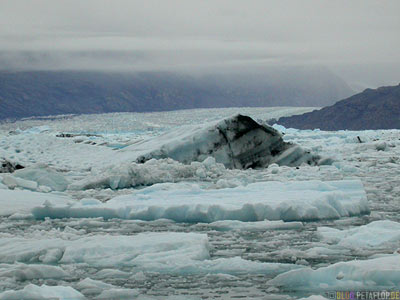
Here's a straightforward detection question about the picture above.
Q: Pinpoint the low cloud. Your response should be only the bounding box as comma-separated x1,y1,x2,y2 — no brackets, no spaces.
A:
0,0,399,87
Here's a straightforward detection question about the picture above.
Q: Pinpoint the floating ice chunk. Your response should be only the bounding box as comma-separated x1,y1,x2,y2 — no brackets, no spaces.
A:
0,232,208,267
7,213,34,220
137,296,201,300
208,220,303,231
0,284,85,300
375,141,387,151
21,126,51,134
0,263,68,280
94,269,131,279
299,296,328,300
268,253,400,291
318,220,400,248
34,180,369,222
76,278,115,297
94,288,140,300
13,164,69,191
0,189,71,216
0,232,302,276
196,256,303,276
77,278,115,290
121,114,322,169
1,175,38,191
60,233,209,268
304,247,345,259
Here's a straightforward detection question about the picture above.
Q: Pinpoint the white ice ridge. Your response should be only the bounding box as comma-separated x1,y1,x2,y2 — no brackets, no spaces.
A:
0,232,302,276
317,220,400,248
0,284,85,300
268,253,400,291
33,180,369,222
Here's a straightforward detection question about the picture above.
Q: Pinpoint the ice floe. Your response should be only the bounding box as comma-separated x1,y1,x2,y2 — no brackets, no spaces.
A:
0,284,85,300
299,296,328,300
0,232,302,276
33,180,369,222
12,164,69,191
317,220,400,248
269,253,400,291
0,189,71,216
207,220,303,231
0,263,68,280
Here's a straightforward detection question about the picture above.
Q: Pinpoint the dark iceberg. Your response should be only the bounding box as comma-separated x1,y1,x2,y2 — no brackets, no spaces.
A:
134,115,323,169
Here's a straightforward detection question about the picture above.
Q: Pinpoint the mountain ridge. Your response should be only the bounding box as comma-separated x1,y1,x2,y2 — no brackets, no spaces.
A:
276,83,400,130
0,68,352,120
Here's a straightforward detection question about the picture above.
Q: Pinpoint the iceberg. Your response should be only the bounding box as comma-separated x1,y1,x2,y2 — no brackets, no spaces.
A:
33,180,369,222
121,115,322,169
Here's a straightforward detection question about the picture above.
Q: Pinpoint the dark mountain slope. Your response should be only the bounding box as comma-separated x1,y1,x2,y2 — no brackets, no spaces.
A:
277,84,400,130
0,67,353,120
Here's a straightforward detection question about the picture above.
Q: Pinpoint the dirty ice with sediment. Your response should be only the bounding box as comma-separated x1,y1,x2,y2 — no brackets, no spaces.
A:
0,107,399,299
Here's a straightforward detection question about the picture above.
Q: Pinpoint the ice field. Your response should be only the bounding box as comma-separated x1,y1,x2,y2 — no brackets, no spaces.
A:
0,107,400,299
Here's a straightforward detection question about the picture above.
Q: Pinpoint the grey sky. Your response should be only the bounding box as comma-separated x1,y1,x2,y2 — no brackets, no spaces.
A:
0,0,399,87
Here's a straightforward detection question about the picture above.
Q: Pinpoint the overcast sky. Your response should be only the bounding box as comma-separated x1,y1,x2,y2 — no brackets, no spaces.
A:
0,0,399,87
